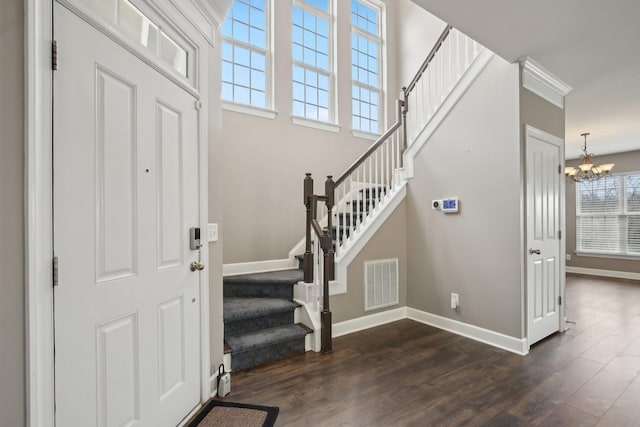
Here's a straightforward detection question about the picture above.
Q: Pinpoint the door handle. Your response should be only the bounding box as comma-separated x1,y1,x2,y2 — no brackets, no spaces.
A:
529,248,541,255
190,261,205,271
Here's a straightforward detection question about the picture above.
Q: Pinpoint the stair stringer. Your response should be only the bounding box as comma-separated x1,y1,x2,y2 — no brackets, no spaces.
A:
402,49,494,181
331,182,407,295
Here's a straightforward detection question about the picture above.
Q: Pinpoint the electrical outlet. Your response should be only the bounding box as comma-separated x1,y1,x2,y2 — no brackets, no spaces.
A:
565,253,571,261
208,223,219,242
451,292,459,309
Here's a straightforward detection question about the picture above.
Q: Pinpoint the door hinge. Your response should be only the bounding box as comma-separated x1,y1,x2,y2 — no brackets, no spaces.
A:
53,256,59,287
558,230,562,239
52,40,58,71
558,164,561,174
195,100,203,110
558,295,562,306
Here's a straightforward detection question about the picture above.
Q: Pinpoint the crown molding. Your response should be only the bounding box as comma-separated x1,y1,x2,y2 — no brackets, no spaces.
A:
521,57,572,110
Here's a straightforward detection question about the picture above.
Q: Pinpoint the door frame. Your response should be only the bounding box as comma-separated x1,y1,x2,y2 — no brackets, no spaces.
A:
25,1,221,425
524,125,567,350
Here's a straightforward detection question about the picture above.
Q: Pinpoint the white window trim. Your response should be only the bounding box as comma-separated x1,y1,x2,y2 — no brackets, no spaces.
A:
291,0,337,124
222,101,278,119
221,0,274,110
350,0,385,134
575,170,640,258
351,129,379,140
292,115,341,133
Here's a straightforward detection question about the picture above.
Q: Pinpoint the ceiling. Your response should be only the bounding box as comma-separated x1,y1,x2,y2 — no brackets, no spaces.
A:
411,0,640,159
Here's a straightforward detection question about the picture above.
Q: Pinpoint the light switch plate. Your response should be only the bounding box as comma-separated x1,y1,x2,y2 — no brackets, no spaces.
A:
208,223,219,242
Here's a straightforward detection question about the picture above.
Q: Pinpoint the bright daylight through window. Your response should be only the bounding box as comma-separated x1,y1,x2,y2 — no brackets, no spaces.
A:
351,0,382,134
292,0,332,122
221,0,269,108
577,173,640,256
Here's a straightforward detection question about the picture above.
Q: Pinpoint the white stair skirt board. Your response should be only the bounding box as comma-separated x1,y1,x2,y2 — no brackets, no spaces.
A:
406,307,528,355
223,258,297,276
332,307,407,338
566,266,640,281
403,49,494,180
332,183,408,295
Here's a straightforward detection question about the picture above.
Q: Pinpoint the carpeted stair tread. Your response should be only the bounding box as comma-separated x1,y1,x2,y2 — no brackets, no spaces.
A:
224,269,303,285
223,297,298,322
225,324,308,353
224,269,303,299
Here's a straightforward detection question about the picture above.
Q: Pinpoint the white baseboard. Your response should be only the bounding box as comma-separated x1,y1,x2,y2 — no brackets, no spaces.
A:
222,258,296,276
332,307,407,338
566,266,640,281
406,307,529,355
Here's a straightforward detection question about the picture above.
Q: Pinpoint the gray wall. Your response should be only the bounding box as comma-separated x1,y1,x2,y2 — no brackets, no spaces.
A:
566,149,640,274
221,0,400,264
519,83,565,140
332,200,407,323
405,56,523,338
0,0,26,424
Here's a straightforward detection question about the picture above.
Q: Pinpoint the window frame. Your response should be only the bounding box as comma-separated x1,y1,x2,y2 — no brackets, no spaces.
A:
290,0,337,126
575,171,640,259
350,0,385,136
221,0,275,115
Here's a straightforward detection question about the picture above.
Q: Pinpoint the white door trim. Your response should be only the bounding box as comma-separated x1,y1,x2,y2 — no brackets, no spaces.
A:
25,1,217,425
524,124,566,350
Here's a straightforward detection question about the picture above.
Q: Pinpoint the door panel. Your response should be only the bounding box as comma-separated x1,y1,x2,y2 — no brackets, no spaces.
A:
53,4,201,426
526,128,562,346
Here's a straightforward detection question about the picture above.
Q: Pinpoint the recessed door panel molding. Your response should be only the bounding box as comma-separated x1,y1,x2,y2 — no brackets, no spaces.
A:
533,260,543,319
156,101,184,270
544,153,558,240
158,297,186,400
545,257,557,315
95,67,138,283
96,313,140,427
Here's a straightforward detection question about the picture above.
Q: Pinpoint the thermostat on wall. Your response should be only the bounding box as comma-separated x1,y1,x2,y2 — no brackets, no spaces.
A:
442,198,459,213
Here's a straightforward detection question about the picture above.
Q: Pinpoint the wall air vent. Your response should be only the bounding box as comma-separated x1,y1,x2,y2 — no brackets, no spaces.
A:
365,258,399,311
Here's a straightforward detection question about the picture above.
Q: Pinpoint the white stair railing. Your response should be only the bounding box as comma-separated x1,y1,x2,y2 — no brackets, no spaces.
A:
404,26,482,145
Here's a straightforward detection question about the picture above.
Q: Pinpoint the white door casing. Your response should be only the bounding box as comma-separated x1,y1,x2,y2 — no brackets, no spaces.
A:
525,125,565,347
53,4,202,426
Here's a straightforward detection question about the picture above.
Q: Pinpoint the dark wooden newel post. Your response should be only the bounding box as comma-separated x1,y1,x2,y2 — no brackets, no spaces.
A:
303,173,314,283
321,175,335,353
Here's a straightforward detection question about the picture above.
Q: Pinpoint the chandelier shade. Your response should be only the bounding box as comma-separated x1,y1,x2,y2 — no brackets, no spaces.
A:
564,133,614,182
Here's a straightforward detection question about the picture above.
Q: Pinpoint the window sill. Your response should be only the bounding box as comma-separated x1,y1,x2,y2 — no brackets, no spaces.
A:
222,102,278,120
352,129,382,141
575,251,640,261
291,116,340,133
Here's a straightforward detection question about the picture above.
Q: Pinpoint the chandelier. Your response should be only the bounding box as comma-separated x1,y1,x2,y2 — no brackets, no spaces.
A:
564,133,614,182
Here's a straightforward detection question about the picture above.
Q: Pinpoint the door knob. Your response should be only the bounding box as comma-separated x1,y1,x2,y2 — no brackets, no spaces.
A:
190,261,205,271
529,248,541,255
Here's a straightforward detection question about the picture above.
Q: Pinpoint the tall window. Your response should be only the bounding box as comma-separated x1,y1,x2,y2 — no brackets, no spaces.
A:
576,173,640,256
292,0,333,122
221,0,270,108
351,0,382,134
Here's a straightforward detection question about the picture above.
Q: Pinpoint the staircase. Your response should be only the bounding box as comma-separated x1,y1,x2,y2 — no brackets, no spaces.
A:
223,269,311,371
223,25,490,367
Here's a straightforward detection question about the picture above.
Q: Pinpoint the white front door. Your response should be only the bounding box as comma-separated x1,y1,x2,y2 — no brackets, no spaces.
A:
526,126,564,346
53,4,202,426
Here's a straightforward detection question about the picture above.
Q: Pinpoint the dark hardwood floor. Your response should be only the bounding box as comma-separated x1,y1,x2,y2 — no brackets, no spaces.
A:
224,274,640,426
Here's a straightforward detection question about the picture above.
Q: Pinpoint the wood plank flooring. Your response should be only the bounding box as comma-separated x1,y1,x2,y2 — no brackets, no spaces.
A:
224,275,640,426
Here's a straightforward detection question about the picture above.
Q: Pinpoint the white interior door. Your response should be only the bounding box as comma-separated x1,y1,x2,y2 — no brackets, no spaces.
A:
53,4,202,426
526,126,563,346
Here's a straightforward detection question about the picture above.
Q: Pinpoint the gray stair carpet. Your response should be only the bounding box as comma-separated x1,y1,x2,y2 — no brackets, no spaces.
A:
223,269,307,371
